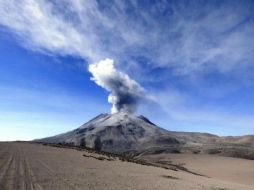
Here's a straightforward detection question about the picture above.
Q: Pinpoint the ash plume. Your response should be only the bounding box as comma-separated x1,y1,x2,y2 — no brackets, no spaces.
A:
88,59,144,114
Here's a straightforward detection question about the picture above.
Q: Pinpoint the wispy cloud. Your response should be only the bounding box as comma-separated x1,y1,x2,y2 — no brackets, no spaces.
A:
145,86,254,135
1,0,254,133
0,0,101,60
1,0,253,76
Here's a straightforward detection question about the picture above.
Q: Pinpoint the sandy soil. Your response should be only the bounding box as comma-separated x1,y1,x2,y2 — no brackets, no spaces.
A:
143,154,254,189
0,142,253,190
142,153,254,186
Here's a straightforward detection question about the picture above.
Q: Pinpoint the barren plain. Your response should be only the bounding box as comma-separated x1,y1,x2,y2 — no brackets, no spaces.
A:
0,142,254,190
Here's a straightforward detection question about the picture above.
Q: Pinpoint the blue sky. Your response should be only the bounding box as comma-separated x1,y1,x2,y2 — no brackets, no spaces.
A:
0,0,254,140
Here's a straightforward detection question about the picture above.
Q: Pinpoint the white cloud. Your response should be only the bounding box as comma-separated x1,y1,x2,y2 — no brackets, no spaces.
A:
1,0,254,132
147,87,254,135
0,0,253,77
88,58,144,113
0,0,102,61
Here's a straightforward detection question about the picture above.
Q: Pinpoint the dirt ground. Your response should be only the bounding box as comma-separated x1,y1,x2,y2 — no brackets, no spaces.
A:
142,153,254,186
0,142,253,190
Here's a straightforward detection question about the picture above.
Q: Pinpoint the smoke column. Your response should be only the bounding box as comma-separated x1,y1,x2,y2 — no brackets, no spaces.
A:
88,59,144,114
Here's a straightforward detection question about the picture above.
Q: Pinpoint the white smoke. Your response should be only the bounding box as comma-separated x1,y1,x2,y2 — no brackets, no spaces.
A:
88,58,144,114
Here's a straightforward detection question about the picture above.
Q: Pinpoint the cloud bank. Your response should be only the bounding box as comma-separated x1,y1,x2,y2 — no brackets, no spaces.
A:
88,59,144,114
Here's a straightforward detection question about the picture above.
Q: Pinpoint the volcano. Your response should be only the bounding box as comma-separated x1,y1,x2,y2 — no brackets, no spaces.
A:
37,112,180,153
37,112,254,159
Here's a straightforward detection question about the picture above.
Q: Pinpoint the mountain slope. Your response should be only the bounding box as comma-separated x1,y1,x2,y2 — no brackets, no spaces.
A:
36,112,254,159
37,112,180,153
